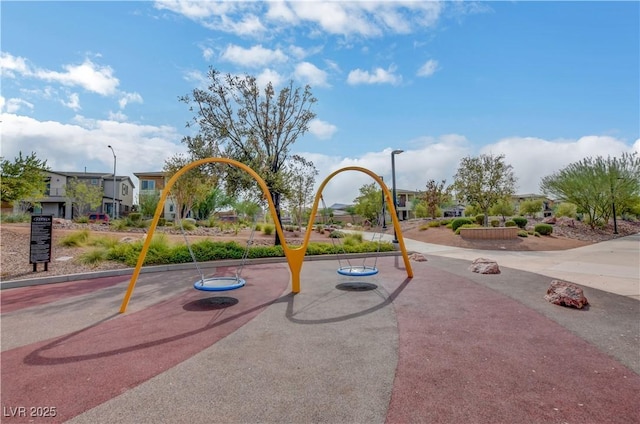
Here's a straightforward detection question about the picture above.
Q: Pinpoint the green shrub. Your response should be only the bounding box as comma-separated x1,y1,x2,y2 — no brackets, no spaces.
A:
534,223,553,235
517,230,528,237
129,212,142,222
77,248,108,266
59,230,90,247
451,218,474,232
418,224,429,231
1,213,30,223
179,219,196,231
505,220,516,227
346,232,363,243
512,217,528,229
329,230,345,238
555,202,577,218
439,219,452,226
262,224,274,235
254,223,262,232
464,204,480,217
75,215,90,224
158,218,167,227
427,220,441,228
88,235,119,249
454,223,480,235
474,214,485,225
111,219,128,231
490,219,500,227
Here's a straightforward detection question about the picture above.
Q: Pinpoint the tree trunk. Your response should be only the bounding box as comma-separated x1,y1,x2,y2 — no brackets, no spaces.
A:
272,191,282,246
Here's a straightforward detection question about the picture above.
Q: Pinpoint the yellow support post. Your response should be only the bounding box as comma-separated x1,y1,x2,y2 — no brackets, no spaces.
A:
119,159,413,313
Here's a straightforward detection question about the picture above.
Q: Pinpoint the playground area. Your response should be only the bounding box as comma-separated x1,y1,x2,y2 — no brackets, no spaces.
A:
2,251,639,423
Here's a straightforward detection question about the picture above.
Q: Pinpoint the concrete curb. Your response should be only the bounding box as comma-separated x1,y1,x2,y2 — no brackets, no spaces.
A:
0,251,402,290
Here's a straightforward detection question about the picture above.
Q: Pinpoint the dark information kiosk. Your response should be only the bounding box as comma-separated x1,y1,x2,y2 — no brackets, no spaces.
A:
30,215,53,272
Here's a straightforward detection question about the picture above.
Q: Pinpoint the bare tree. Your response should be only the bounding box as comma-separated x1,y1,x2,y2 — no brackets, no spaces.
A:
422,179,451,219
180,68,317,244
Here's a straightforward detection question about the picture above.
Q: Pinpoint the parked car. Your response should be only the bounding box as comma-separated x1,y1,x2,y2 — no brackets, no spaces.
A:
87,213,110,223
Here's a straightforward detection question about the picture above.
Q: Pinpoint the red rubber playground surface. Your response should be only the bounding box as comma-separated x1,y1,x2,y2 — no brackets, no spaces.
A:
1,256,639,423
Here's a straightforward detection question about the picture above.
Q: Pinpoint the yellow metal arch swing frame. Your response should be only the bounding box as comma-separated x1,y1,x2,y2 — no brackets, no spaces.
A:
119,158,413,313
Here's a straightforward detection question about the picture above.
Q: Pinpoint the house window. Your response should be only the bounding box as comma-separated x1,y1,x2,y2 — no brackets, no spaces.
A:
141,180,155,190
91,178,99,185
169,204,174,212
122,185,129,195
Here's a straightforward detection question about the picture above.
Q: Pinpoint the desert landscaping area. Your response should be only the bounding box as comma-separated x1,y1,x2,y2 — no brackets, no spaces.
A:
2,217,639,283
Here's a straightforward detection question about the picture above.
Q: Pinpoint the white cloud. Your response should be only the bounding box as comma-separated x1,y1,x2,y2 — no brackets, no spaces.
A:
201,46,215,61
183,69,208,88
221,44,288,68
155,1,443,38
417,59,439,77
1,97,34,113
62,93,81,111
347,65,401,85
118,92,143,109
483,135,637,194
108,110,128,122
1,113,186,191
0,52,29,77
308,119,337,140
294,62,329,87
34,59,120,96
255,68,284,89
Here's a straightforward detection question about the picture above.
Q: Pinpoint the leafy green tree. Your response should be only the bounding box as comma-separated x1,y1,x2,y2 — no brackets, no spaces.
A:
540,152,640,228
414,201,428,218
345,205,357,224
555,202,577,218
193,187,233,220
353,183,382,224
233,199,262,222
163,153,213,221
138,191,160,218
519,199,543,217
453,154,517,226
180,68,317,245
422,179,451,219
0,151,49,205
66,178,104,218
489,198,515,222
283,155,318,228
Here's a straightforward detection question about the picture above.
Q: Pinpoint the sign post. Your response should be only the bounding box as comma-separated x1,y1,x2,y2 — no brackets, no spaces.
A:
29,215,53,272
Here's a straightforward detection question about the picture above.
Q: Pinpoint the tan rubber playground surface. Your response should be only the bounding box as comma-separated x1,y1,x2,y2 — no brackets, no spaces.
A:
1,255,639,423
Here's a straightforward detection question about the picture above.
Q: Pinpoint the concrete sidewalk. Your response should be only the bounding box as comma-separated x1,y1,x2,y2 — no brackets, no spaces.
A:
376,232,639,300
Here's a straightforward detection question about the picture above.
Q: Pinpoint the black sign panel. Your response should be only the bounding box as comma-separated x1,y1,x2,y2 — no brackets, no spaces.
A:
30,215,53,265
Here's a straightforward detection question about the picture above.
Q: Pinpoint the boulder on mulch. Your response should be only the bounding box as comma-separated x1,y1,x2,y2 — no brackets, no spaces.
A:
544,280,589,309
469,258,500,274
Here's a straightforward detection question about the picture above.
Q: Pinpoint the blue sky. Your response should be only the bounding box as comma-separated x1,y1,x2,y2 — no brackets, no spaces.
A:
2,1,639,205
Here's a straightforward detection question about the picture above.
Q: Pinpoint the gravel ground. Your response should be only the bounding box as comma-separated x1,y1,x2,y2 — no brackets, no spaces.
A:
2,218,639,282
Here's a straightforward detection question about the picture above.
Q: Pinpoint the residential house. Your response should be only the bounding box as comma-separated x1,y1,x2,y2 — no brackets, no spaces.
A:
394,189,421,220
134,171,178,221
26,171,135,219
512,193,555,217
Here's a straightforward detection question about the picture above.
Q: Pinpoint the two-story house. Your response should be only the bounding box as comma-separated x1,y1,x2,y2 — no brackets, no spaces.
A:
134,171,178,221
30,171,135,219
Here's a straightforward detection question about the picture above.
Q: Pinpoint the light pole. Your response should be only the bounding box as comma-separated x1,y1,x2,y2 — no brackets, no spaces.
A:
612,177,624,235
107,145,117,219
379,176,386,229
391,149,403,243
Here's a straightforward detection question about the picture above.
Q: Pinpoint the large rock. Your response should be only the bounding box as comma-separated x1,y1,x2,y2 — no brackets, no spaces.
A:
469,258,500,274
544,280,589,309
409,252,427,262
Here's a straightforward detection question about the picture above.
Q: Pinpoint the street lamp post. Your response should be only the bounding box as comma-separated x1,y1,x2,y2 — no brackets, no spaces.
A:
107,145,117,219
379,176,386,229
612,177,624,235
391,149,404,243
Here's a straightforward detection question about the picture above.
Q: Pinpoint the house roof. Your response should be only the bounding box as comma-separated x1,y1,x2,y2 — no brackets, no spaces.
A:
50,171,136,188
